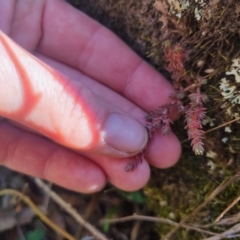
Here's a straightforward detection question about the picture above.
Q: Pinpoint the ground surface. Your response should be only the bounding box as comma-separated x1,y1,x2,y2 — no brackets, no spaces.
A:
1,1,240,240
71,1,240,239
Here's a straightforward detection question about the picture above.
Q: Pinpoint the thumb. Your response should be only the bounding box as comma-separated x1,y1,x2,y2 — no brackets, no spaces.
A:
0,31,148,157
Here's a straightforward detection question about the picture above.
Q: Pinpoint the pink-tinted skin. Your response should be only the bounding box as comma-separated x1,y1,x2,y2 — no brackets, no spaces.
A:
0,0,181,193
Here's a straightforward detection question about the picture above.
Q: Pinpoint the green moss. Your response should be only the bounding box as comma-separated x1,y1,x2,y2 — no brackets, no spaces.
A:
145,148,240,239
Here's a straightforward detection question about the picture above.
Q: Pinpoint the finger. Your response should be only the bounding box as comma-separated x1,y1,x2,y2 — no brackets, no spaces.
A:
36,54,182,168
83,133,180,192
86,153,151,192
35,54,148,122
0,31,148,157
146,132,181,168
0,121,106,193
37,0,175,110
2,0,45,51
0,0,14,34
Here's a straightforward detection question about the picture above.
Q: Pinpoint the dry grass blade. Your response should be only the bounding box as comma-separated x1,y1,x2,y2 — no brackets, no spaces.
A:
204,117,240,135
181,116,240,144
0,189,76,240
215,195,240,223
76,193,100,238
33,178,107,240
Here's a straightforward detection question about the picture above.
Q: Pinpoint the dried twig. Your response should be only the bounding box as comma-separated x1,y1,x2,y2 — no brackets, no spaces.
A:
33,178,107,240
201,212,240,228
0,189,76,240
100,213,219,236
203,223,240,240
215,212,240,226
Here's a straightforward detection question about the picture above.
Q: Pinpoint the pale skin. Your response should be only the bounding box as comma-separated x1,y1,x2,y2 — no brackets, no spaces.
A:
0,0,181,193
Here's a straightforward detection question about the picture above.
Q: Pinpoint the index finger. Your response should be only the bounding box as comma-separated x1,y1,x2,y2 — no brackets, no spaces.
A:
38,0,175,111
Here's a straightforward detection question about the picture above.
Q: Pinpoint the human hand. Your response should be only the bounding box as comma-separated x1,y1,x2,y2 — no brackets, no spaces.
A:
0,0,181,193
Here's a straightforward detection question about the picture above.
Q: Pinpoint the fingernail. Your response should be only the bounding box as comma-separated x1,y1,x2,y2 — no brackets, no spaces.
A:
103,113,148,153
